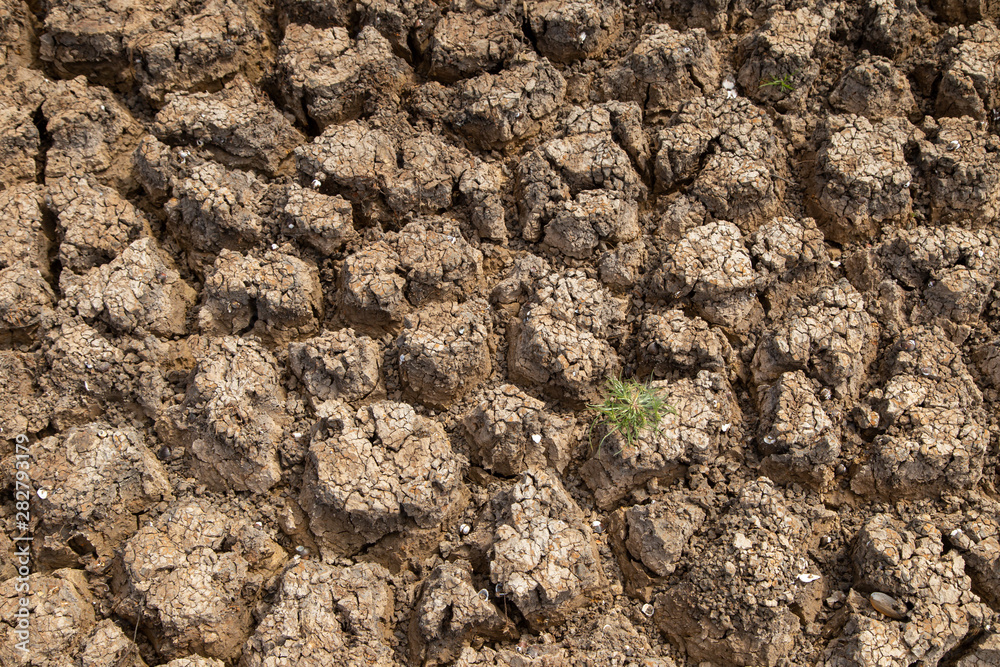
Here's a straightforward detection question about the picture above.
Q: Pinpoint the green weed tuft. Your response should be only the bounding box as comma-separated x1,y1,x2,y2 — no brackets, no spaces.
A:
587,376,677,455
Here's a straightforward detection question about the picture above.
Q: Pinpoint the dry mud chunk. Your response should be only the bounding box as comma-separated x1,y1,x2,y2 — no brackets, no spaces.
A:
637,310,732,377
281,185,356,255
163,658,223,667
410,560,510,665
620,24,720,114
507,271,626,403
397,299,493,408
948,508,1000,608
811,115,917,243
459,161,507,242
517,103,645,241
278,24,413,130
395,220,485,306
129,0,268,107
654,96,789,230
861,0,926,60
242,560,395,667
47,176,150,273
489,468,605,628
936,22,1000,120
829,56,917,121
77,619,146,667
0,351,49,436
165,162,265,268
650,221,759,330
290,328,382,404
832,514,992,666
199,250,323,341
296,119,482,221
737,9,829,106
859,328,988,497
41,76,143,191
29,423,171,567
153,77,304,175
113,500,286,662
0,0,34,69
598,238,646,288
39,0,166,84
0,263,55,338
0,101,39,188
750,216,829,279
581,371,738,509
561,611,679,666
624,496,706,578
64,237,195,337
276,0,354,28
877,225,999,288
955,634,1000,667
132,134,182,203
427,8,522,82
528,0,623,63
461,383,574,476
758,370,841,489
41,321,128,413
174,337,289,493
656,478,812,667
0,185,50,274
753,279,879,400
542,190,639,259
0,569,95,666
916,116,1000,226
301,400,467,555
416,52,566,150
975,338,1000,387
356,0,440,59
932,0,1000,23
339,241,409,332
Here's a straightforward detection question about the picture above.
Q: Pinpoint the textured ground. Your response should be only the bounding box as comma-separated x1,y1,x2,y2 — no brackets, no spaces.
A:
1,0,1000,665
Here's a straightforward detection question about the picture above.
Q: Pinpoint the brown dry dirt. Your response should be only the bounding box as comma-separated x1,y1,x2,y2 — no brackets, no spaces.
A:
1,0,1000,665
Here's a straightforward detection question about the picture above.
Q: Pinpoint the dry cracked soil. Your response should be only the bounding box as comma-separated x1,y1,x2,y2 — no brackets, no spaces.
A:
1,0,1000,665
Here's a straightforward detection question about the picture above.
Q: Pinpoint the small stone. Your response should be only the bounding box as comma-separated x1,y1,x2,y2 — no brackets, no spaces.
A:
870,592,907,620
531,433,542,444
733,532,753,550
459,523,471,535
36,488,48,499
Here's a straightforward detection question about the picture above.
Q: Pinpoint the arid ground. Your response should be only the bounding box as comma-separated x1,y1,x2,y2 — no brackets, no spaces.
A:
1,0,1000,665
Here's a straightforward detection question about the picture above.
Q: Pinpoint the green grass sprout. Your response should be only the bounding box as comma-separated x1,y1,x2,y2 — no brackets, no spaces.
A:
587,376,677,456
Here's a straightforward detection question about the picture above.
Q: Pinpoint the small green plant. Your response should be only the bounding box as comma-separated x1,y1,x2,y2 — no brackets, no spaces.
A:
759,73,796,92
587,376,677,455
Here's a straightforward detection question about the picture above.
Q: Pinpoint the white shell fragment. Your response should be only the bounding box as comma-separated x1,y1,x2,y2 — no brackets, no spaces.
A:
531,433,542,444
36,488,48,499
870,592,907,620
641,603,654,617
477,588,489,602
459,523,471,535
797,573,821,583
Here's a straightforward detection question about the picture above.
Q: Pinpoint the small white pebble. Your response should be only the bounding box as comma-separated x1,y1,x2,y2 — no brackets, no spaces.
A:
798,573,821,583
722,78,735,90
37,488,48,499
763,434,776,445
578,32,587,43
591,520,603,534
100,104,106,111
830,260,842,268
531,434,542,444
948,140,961,150
271,243,278,250
254,521,262,528
459,523,471,535
288,223,294,229
312,179,322,188
293,432,303,439
458,326,465,335
721,423,731,433
950,528,963,537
